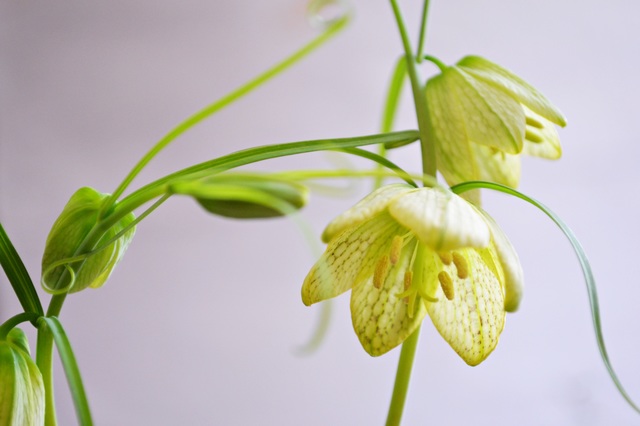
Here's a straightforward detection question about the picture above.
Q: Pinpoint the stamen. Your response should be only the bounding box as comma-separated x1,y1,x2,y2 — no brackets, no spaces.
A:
373,256,390,289
525,115,544,129
438,271,455,301
389,235,403,265
525,128,544,143
438,251,452,265
403,270,413,291
452,252,469,279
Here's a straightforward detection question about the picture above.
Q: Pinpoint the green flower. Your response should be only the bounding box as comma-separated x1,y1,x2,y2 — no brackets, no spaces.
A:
0,328,44,425
301,184,522,365
425,55,567,188
41,187,136,293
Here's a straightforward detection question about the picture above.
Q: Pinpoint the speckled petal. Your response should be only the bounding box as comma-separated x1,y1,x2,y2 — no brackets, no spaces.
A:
481,212,524,312
457,56,566,127
522,107,562,160
425,248,505,366
426,73,478,186
447,67,525,155
388,188,490,252
351,240,428,356
302,212,404,306
321,184,412,243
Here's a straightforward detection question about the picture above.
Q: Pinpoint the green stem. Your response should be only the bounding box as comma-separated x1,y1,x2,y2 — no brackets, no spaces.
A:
101,16,349,216
386,1,434,424
37,320,57,426
386,326,421,426
389,0,436,178
37,275,75,425
415,0,431,62
0,312,41,339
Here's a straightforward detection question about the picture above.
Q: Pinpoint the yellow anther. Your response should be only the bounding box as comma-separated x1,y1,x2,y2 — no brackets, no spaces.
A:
525,115,544,129
525,128,544,143
390,235,403,265
403,270,413,291
438,271,455,301
373,256,390,290
452,251,469,279
438,252,452,265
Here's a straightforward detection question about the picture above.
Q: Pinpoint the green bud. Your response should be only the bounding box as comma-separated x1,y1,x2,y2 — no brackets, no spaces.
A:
170,173,309,219
0,328,44,425
41,187,136,293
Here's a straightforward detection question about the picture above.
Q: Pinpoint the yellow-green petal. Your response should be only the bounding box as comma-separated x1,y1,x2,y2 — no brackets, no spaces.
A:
481,212,524,312
425,248,505,366
447,67,525,155
302,213,404,305
388,188,490,252
522,107,562,160
321,184,411,243
471,144,521,188
426,73,478,186
0,329,44,426
350,241,427,356
457,55,567,127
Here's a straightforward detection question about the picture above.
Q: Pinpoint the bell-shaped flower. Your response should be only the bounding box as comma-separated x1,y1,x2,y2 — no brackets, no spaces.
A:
41,187,136,293
425,55,566,188
301,184,523,365
0,328,44,425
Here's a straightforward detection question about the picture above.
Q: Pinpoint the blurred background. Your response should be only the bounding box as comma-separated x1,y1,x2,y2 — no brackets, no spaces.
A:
1,0,639,424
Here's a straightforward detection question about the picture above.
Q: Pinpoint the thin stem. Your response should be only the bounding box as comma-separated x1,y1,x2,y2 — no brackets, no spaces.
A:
415,0,431,62
0,312,41,339
386,326,421,426
37,321,57,426
388,0,436,178
386,1,434,424
101,16,349,216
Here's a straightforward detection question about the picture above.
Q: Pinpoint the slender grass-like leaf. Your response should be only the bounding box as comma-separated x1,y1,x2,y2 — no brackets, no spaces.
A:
0,223,44,316
39,317,93,425
451,180,640,414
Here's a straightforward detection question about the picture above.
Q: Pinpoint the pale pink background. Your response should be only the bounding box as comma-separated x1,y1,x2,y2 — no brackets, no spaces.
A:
1,1,639,424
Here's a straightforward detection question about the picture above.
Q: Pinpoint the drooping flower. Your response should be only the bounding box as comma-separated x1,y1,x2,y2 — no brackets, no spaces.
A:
425,55,566,189
0,328,44,425
41,187,136,294
301,184,523,365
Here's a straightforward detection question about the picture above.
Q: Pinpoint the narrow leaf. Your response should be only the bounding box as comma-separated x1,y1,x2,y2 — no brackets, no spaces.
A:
451,180,640,414
39,317,93,425
0,223,44,315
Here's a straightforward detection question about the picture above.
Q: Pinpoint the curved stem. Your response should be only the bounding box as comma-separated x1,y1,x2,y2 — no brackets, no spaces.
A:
0,312,41,339
386,326,421,426
101,16,349,216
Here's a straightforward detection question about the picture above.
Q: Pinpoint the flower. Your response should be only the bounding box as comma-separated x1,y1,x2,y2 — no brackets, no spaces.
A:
425,55,567,189
301,184,523,365
0,328,44,425
41,187,136,294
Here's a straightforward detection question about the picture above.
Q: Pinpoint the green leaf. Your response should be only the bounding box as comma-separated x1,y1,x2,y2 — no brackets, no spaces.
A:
41,187,136,294
0,223,44,315
114,130,421,216
451,180,640,414
39,317,92,426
